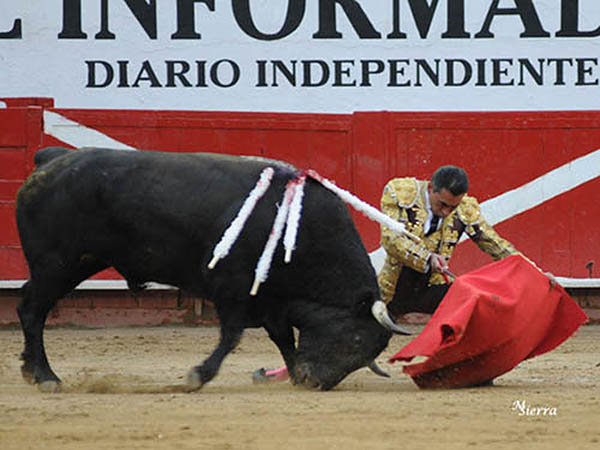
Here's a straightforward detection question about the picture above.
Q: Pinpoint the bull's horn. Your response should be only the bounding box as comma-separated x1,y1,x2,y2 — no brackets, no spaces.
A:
371,301,411,335
368,361,390,378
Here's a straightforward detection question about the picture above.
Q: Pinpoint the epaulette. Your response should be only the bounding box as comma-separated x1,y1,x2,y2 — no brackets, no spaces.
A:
457,195,481,225
385,177,418,208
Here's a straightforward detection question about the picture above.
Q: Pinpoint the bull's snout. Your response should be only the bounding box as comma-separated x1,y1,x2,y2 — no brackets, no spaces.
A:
292,363,327,390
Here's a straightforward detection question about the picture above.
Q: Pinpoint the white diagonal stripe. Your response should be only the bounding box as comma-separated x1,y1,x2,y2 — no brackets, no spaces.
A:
43,110,136,150
481,149,600,225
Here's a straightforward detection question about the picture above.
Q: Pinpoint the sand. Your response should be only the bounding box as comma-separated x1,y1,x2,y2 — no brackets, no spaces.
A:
0,324,598,450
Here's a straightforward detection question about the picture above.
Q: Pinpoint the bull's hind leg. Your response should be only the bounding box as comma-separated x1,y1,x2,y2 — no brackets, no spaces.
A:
17,255,108,392
17,278,67,392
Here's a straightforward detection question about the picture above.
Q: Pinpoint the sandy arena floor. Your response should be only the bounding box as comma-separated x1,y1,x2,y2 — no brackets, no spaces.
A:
0,324,598,450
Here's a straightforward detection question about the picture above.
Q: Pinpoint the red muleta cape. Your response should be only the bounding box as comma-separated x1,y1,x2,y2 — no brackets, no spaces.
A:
389,255,588,388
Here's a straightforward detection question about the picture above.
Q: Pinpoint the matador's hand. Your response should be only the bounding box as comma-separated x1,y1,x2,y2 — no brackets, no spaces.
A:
430,253,448,273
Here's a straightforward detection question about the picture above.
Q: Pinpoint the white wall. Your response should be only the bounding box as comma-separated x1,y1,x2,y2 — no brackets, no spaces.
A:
2,0,600,112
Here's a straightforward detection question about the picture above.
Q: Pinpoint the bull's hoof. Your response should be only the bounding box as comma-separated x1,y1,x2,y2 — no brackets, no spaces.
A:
185,368,204,392
20,366,35,385
37,380,61,393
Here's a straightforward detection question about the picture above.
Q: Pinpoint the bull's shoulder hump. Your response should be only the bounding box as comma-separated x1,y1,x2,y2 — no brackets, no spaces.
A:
188,152,298,172
239,155,297,172
183,152,300,178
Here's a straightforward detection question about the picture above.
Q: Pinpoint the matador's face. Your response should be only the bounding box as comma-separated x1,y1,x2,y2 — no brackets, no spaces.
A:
428,185,464,218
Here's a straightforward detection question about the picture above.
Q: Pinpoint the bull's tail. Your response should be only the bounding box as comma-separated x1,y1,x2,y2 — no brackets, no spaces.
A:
34,147,72,167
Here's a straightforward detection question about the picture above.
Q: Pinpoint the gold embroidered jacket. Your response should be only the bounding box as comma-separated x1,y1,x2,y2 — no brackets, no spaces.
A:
377,177,519,303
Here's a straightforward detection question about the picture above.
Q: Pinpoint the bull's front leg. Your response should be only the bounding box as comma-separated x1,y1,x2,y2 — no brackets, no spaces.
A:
186,306,244,391
264,317,296,376
186,325,243,390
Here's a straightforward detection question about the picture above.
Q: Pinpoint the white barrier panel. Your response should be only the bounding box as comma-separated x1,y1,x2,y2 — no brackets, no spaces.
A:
3,1,600,112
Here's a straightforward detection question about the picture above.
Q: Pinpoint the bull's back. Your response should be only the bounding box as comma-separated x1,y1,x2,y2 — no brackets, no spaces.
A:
19,147,291,217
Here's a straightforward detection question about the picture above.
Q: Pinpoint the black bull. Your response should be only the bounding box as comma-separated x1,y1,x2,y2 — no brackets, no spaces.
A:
15,147,406,392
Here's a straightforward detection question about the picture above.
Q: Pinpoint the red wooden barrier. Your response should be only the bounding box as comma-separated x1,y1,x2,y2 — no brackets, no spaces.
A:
0,103,44,279
2,99,599,282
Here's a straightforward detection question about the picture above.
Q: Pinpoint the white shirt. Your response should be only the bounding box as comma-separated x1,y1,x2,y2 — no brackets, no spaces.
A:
424,188,441,235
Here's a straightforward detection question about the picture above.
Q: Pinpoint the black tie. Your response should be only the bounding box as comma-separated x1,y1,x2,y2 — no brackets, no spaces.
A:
426,215,440,236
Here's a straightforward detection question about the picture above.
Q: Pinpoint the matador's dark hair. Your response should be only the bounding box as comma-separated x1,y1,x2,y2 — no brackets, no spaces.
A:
431,165,469,196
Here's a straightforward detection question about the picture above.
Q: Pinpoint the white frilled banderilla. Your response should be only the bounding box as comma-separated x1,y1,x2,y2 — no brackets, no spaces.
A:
208,168,417,296
207,167,275,270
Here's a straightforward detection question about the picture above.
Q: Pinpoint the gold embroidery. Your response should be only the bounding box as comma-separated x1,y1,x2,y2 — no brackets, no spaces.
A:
457,195,481,225
389,178,418,208
379,179,521,295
